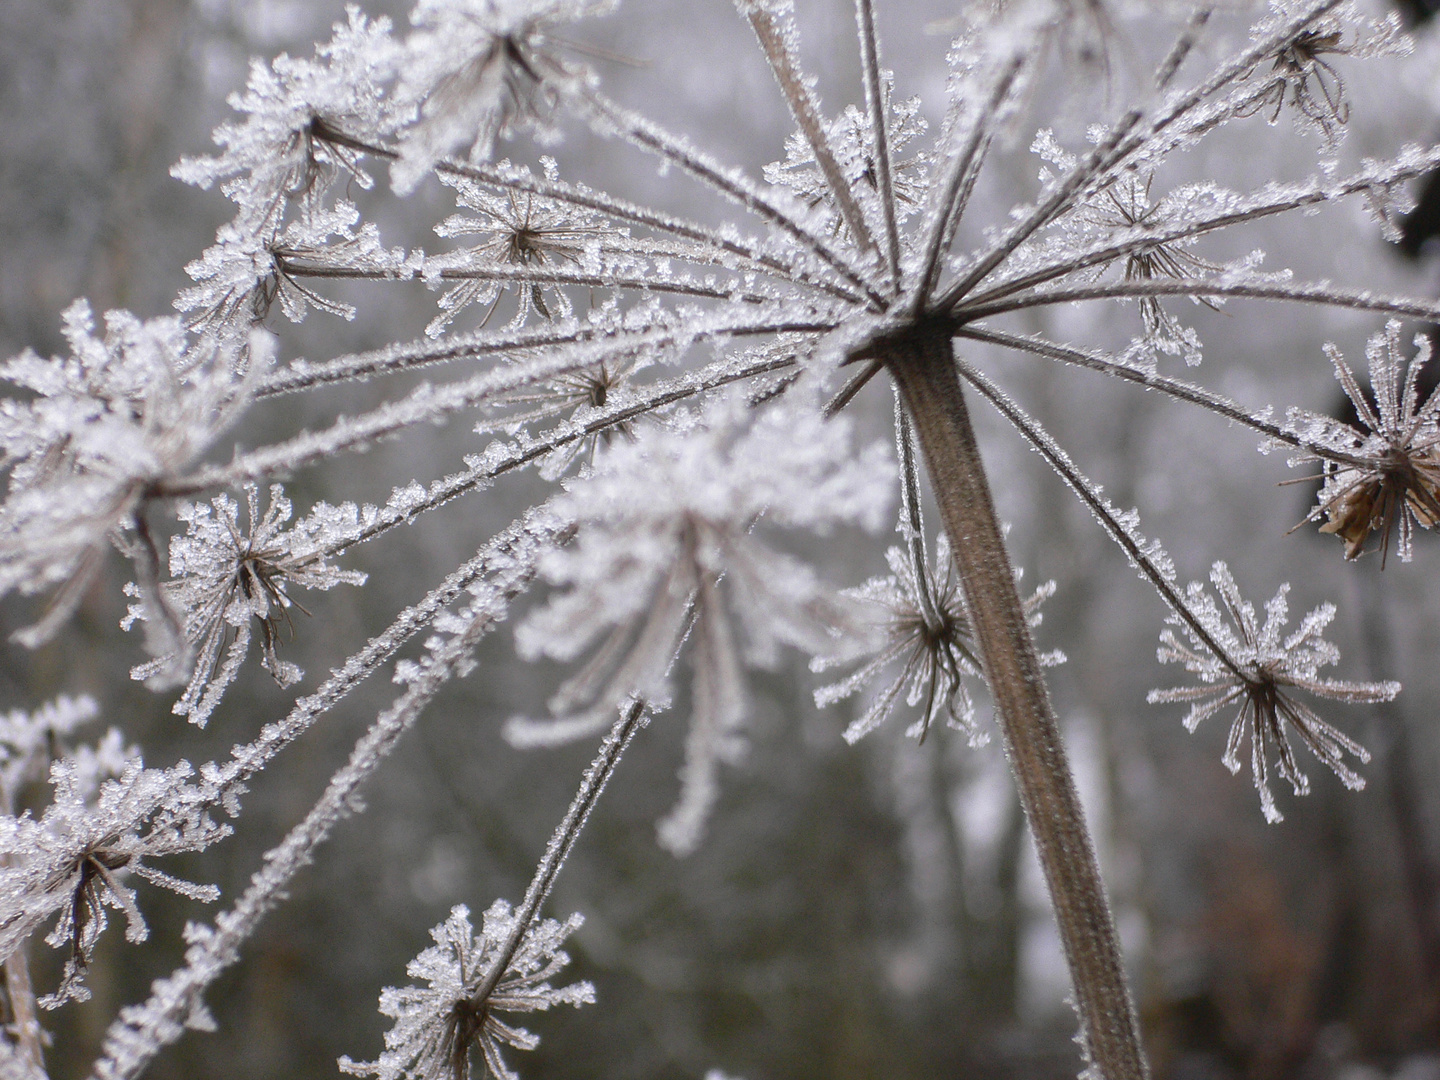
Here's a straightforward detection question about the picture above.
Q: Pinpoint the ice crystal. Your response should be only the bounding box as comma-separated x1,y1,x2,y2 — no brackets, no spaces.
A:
1147,562,1396,823
339,900,593,1080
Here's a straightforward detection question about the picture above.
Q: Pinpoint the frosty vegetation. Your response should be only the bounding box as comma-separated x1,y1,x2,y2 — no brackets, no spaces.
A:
2,0,1439,1078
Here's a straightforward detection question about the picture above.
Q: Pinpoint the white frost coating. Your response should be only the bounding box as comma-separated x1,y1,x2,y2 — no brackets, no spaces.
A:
4,0,1439,1072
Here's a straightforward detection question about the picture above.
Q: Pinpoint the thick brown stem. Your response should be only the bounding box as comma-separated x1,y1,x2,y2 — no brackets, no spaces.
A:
885,322,1148,1080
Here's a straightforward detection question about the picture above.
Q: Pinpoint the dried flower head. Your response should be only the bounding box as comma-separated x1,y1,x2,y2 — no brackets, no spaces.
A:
1147,562,1395,823
392,0,613,192
814,533,1058,746
1291,322,1440,564
428,166,608,335
339,901,593,1080
1237,26,1350,139
124,484,366,726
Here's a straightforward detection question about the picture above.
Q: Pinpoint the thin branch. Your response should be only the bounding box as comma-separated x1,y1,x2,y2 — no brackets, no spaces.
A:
326,350,798,558
823,357,883,417
164,330,803,498
260,315,833,398
468,698,647,1007
894,392,940,630
278,256,788,307
1154,8,1212,91
914,55,1026,307
743,0,878,255
956,277,1440,323
951,353,1246,681
855,0,900,287
955,323,1371,469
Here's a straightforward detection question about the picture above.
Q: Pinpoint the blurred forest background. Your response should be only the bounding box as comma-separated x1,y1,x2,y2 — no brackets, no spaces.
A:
5,1,1440,1078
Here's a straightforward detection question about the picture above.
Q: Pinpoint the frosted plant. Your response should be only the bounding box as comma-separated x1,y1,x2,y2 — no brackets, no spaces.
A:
6,0,1440,1078
338,902,593,1080
1147,562,1397,823
0,304,271,652
1286,320,1440,562
124,483,368,726
509,392,889,852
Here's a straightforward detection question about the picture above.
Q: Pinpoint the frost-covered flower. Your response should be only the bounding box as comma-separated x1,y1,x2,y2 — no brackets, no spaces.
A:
172,9,404,225
1081,174,1217,363
124,484,367,726
0,303,270,647
392,0,612,193
1147,562,1395,823
1233,4,1405,147
339,900,593,1080
426,166,609,335
0,751,223,1007
509,392,890,852
814,533,1059,746
1288,321,1440,563
179,201,415,339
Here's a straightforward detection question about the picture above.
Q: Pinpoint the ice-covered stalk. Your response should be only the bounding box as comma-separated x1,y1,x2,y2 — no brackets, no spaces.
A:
468,698,647,1008
884,321,1147,1080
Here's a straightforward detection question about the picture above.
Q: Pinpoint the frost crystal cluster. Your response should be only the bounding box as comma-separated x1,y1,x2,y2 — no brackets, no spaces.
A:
3,0,1440,1078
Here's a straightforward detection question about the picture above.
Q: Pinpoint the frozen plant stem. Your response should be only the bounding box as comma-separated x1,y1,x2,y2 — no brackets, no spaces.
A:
884,321,1147,1080
468,698,646,1008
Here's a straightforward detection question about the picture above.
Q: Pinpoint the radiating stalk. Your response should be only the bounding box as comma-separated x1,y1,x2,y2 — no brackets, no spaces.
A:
883,321,1148,1080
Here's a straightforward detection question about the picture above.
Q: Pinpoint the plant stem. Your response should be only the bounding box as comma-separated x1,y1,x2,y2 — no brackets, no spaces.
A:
468,698,647,1007
884,321,1148,1080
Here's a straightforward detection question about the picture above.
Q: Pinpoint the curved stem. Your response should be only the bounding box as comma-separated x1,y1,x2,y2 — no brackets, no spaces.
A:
884,322,1148,1080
